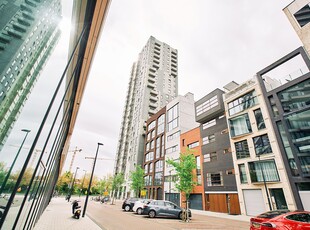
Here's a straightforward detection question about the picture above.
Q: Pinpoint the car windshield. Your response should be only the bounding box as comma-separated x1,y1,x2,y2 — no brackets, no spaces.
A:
258,210,290,219
286,213,310,223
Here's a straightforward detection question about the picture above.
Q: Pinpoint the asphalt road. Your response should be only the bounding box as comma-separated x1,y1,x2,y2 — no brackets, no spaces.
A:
87,200,250,230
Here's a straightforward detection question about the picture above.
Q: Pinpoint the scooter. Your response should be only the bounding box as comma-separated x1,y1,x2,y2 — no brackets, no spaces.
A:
72,200,81,219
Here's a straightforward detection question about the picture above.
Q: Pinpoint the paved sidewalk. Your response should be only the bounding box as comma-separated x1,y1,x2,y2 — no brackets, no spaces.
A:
191,209,251,222
33,197,103,230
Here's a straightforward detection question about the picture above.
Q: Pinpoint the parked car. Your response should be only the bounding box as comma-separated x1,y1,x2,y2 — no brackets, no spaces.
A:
133,199,152,215
250,209,291,230
259,210,310,230
142,200,191,219
122,198,140,211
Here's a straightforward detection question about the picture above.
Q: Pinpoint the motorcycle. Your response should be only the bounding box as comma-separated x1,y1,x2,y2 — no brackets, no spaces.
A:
72,200,81,219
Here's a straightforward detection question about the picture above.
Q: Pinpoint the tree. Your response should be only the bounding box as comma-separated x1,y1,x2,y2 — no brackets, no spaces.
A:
111,173,124,204
166,149,196,222
130,165,144,198
0,162,8,191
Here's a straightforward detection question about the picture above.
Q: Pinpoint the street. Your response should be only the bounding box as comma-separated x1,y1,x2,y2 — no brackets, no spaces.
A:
87,200,250,230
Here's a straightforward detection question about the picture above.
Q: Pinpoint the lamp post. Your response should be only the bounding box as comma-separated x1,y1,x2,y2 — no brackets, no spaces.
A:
82,143,103,217
79,170,87,197
0,129,31,195
67,167,79,201
257,154,272,210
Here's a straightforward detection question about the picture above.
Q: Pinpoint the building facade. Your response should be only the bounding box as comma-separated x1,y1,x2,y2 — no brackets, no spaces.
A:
195,88,240,214
256,46,310,211
223,77,296,216
180,127,205,210
114,36,178,198
0,0,61,150
142,93,198,204
164,92,198,205
143,107,166,200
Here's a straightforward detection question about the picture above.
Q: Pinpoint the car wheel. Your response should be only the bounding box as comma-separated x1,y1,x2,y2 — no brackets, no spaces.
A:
124,205,131,212
148,210,156,218
137,208,142,215
178,212,183,220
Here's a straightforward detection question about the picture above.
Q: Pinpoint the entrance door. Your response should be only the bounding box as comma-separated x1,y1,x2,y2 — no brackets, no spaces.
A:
270,188,288,209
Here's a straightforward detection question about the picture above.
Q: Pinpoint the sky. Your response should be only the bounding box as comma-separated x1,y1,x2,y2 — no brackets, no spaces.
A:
2,0,303,180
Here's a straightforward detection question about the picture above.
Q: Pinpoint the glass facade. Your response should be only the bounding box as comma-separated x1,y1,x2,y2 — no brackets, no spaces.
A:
278,79,310,113
285,110,310,174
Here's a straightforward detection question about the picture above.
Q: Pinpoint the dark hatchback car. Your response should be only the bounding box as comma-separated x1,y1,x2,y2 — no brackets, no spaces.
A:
122,198,140,211
142,200,191,219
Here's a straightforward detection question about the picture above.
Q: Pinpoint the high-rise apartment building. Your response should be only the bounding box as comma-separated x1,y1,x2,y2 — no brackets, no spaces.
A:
114,36,178,197
0,0,61,149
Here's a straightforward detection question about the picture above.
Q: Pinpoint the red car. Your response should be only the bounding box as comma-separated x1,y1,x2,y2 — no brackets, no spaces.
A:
250,210,291,230
260,211,310,230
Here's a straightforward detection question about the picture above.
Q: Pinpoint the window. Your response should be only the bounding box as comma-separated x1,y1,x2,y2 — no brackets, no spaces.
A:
195,156,201,170
294,4,310,27
229,113,252,137
149,163,153,173
154,172,163,185
157,114,165,134
150,140,154,149
167,104,179,131
155,137,160,158
151,130,155,139
235,140,250,159
155,160,163,172
249,160,279,183
148,121,156,130
223,148,231,154
254,109,266,130
188,141,199,149
228,91,258,116
147,132,151,141
253,134,272,155
196,95,218,116
202,134,215,145
238,164,247,184
204,152,217,162
197,174,202,185
144,164,148,173
161,137,165,157
167,131,180,141
206,172,223,186
202,119,216,129
148,152,154,161
286,213,310,222
166,145,177,154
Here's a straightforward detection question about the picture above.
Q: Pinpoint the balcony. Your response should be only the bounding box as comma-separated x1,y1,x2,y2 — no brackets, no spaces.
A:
22,12,35,20
150,90,158,96
149,95,158,102
7,28,23,39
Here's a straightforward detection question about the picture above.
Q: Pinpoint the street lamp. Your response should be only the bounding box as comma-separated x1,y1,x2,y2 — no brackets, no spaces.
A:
82,143,103,217
79,170,87,197
67,167,79,201
257,154,272,210
0,129,31,195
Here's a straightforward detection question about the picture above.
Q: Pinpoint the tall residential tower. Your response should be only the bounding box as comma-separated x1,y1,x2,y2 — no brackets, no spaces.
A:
114,36,178,197
0,0,61,149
